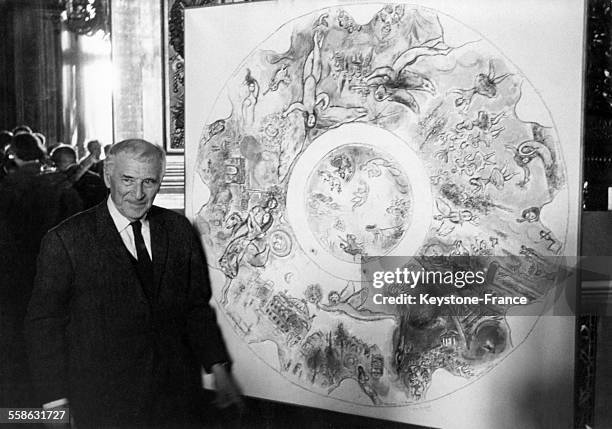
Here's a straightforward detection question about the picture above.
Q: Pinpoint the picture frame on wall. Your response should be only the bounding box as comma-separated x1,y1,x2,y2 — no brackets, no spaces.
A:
164,0,255,153
164,0,191,153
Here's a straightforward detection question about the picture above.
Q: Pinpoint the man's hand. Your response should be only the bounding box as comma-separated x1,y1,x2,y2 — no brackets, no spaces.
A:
211,363,244,411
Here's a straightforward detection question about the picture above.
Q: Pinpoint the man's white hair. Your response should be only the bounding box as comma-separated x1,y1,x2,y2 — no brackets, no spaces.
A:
104,139,166,176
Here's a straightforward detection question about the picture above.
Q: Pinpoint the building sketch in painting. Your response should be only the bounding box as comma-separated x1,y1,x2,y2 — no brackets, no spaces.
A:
192,4,569,406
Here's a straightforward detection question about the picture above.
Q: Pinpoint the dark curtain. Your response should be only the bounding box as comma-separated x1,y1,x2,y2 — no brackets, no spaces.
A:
0,0,63,145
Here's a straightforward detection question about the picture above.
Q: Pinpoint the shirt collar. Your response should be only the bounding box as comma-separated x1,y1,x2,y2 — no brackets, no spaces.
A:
106,196,148,233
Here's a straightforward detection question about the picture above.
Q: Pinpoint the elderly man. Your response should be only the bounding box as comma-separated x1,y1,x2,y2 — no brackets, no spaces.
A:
26,139,241,428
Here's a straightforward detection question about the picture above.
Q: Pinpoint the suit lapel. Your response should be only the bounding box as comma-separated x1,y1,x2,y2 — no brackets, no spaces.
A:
148,206,168,303
95,202,149,306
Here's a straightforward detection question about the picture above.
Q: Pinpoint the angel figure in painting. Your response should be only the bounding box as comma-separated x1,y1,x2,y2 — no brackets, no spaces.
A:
219,197,278,302
283,29,367,130
282,30,329,128
317,282,394,322
360,39,457,113
451,60,512,110
433,198,479,236
242,68,260,128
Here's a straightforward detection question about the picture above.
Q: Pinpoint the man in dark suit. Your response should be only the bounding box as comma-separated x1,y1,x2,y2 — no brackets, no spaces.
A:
26,139,241,428
0,133,83,409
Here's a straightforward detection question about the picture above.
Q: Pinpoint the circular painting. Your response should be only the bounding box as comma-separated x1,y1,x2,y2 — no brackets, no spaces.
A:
193,3,568,406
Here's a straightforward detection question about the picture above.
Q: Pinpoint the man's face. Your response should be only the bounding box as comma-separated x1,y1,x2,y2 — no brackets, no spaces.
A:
104,152,163,221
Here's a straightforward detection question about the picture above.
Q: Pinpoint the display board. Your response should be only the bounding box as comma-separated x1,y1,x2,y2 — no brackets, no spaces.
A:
185,1,584,427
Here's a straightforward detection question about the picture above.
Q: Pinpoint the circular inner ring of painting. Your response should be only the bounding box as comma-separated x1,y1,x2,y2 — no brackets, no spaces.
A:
286,123,432,280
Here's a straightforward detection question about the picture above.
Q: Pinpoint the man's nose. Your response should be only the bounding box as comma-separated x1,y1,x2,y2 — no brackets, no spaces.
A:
134,183,145,200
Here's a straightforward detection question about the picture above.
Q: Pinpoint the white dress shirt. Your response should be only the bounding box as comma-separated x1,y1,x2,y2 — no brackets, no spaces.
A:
106,196,152,260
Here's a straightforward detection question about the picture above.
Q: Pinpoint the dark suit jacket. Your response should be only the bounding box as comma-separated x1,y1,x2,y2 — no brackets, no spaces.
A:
25,202,230,427
0,166,82,408
64,165,108,210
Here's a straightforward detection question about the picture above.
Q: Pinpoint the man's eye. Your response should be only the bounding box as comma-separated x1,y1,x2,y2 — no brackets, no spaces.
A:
122,177,134,184
144,179,157,186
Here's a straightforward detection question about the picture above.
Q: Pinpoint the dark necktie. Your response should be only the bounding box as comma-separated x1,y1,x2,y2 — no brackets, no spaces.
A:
131,220,154,300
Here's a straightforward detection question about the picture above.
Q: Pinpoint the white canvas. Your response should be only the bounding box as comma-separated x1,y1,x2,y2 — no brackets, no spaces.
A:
184,1,584,427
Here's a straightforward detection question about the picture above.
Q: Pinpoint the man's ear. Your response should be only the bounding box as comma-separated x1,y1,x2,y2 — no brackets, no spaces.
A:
103,166,111,189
